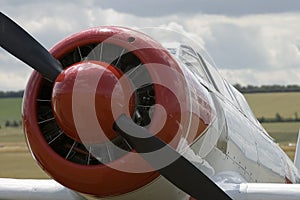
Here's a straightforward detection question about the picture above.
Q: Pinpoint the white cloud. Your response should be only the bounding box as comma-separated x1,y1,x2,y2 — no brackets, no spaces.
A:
1,3,300,90
178,13,300,70
0,50,32,91
0,69,32,91
220,68,300,86
92,0,300,17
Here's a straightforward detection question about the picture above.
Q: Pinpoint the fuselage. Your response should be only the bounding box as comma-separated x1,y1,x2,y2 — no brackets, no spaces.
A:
167,43,300,184
84,43,300,200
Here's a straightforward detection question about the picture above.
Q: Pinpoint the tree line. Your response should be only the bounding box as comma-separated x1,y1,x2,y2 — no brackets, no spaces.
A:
234,84,300,93
1,84,300,97
258,112,300,123
0,90,24,98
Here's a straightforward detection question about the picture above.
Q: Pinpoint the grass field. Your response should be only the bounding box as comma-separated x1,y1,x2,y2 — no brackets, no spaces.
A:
0,127,25,143
0,150,49,178
0,127,49,178
244,92,300,119
262,122,300,144
0,93,300,178
0,98,22,127
244,92,300,146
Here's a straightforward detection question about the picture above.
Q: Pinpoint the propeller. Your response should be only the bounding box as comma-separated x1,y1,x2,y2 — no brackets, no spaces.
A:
0,12,62,82
114,114,232,200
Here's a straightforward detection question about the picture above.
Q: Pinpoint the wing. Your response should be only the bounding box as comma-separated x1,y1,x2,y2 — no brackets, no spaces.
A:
0,178,86,200
220,183,300,200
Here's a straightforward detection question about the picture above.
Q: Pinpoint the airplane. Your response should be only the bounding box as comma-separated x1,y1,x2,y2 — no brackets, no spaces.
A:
1,11,300,200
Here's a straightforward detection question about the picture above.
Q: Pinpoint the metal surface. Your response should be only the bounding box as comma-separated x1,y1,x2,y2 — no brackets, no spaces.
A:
0,178,86,200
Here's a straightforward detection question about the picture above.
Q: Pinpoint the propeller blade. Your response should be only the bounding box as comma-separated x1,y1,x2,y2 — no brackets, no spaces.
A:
114,114,232,200
0,12,62,82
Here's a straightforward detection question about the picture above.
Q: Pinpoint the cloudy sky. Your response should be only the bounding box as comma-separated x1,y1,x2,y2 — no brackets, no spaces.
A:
1,0,300,91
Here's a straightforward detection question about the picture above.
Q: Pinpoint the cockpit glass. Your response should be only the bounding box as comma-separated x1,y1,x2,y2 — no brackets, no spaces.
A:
179,45,208,81
137,27,218,69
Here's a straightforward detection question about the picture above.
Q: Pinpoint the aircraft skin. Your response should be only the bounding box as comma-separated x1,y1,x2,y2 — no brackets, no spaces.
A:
1,12,300,200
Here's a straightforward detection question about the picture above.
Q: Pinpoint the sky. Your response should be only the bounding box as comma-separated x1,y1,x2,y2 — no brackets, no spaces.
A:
1,0,300,91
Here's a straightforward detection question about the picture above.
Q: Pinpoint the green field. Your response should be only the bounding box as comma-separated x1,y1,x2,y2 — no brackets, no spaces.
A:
0,93,300,178
245,92,300,145
0,150,49,178
0,98,22,127
0,98,49,178
245,92,300,119
263,122,300,144
0,127,24,143
0,127,49,178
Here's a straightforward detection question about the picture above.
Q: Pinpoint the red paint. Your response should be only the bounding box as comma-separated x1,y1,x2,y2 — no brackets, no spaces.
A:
52,61,134,144
51,63,77,141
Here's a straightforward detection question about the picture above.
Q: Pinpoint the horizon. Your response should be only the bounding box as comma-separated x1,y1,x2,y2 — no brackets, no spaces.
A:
1,83,300,93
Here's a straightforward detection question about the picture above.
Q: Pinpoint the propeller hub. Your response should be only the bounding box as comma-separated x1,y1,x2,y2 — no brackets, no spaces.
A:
52,61,134,144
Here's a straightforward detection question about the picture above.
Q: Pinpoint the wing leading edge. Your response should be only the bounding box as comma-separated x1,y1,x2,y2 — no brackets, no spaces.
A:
221,182,300,200
0,178,86,200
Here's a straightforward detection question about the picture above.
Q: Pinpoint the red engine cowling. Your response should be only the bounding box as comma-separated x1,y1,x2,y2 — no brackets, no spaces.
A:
22,26,212,197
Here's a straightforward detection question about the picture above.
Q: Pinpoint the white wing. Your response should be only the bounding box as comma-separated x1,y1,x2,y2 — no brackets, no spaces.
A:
221,183,300,200
0,178,86,200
